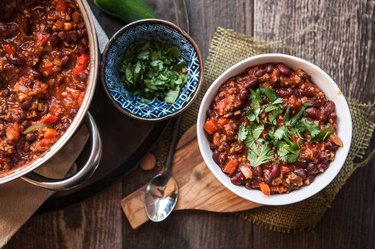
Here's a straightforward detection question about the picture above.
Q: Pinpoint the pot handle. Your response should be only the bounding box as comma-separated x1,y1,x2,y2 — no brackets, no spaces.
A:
21,112,102,191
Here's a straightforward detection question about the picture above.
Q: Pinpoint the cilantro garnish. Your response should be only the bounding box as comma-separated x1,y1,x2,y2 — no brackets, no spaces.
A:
236,86,334,167
119,41,188,104
247,141,274,168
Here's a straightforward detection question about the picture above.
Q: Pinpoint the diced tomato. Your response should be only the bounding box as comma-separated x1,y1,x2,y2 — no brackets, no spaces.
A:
72,64,86,77
41,114,59,124
223,159,239,174
39,138,52,147
203,119,218,135
56,0,67,12
2,44,15,55
44,128,58,139
259,182,271,196
43,59,53,70
6,124,20,142
76,53,89,65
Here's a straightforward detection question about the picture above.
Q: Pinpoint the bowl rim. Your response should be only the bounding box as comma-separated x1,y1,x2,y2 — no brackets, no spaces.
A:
197,53,352,206
100,18,204,122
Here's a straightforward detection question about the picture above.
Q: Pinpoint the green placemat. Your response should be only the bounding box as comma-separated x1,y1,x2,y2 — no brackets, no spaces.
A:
153,27,375,232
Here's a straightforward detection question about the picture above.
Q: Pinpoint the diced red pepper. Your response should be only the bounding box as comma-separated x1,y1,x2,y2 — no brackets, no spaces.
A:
72,64,86,77
76,53,89,65
73,53,89,77
2,44,15,55
56,0,67,12
39,138,52,147
223,158,239,174
44,128,58,139
6,124,20,142
203,119,218,135
259,182,271,196
41,114,59,124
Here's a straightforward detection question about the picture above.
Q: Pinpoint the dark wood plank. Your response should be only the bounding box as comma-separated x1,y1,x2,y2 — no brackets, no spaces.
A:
187,0,254,59
252,0,375,248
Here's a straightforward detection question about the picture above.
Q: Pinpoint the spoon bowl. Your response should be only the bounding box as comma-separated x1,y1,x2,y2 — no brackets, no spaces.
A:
144,172,179,222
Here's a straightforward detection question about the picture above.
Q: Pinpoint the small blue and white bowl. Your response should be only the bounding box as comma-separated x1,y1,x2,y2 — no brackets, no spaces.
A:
101,19,203,121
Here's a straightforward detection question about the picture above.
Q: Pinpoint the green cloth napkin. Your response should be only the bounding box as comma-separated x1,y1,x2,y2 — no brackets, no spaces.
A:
154,27,375,232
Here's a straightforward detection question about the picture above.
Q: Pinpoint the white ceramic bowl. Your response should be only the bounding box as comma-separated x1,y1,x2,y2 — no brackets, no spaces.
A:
197,53,352,205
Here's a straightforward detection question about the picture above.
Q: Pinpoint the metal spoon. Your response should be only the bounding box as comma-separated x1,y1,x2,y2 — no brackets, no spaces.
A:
144,114,182,222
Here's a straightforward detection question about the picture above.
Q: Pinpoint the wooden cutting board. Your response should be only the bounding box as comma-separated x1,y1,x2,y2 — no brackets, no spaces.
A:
121,125,262,229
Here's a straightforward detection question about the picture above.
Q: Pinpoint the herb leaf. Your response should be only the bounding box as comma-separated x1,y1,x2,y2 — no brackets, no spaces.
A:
247,141,274,168
237,125,249,142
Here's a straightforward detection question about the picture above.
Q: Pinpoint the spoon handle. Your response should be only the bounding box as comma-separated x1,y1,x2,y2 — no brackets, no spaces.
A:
165,114,182,171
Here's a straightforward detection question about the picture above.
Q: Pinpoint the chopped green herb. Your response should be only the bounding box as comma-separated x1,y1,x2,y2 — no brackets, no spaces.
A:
296,118,321,138
237,125,249,142
311,124,334,142
119,41,188,104
276,141,301,163
247,141,274,168
260,87,277,102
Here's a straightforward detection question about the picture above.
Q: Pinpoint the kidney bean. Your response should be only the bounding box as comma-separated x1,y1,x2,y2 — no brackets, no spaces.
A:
22,15,32,35
255,69,266,77
25,133,37,142
230,173,243,185
305,107,319,119
243,78,259,89
263,169,272,184
319,151,329,163
306,163,319,176
29,67,42,79
270,164,280,178
276,88,292,98
8,55,26,66
239,88,248,102
277,63,292,75
255,166,263,177
212,150,220,164
266,64,274,73
294,168,307,179
304,175,315,185
50,33,61,47
218,152,228,166
329,112,337,122
317,163,328,172
324,100,335,113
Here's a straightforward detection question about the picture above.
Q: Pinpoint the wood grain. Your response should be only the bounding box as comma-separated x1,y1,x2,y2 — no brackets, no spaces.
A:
3,0,375,248
121,126,260,229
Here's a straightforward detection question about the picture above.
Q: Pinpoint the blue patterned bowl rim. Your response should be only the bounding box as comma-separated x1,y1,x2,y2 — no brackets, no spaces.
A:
100,19,203,121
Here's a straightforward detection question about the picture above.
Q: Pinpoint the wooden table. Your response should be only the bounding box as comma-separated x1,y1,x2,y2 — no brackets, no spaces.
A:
5,0,375,248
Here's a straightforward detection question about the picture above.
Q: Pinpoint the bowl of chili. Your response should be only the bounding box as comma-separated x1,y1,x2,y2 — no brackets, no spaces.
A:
197,54,352,205
0,0,101,190
101,19,203,121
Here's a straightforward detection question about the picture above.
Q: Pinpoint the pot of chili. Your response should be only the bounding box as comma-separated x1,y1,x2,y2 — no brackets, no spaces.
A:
0,0,101,190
